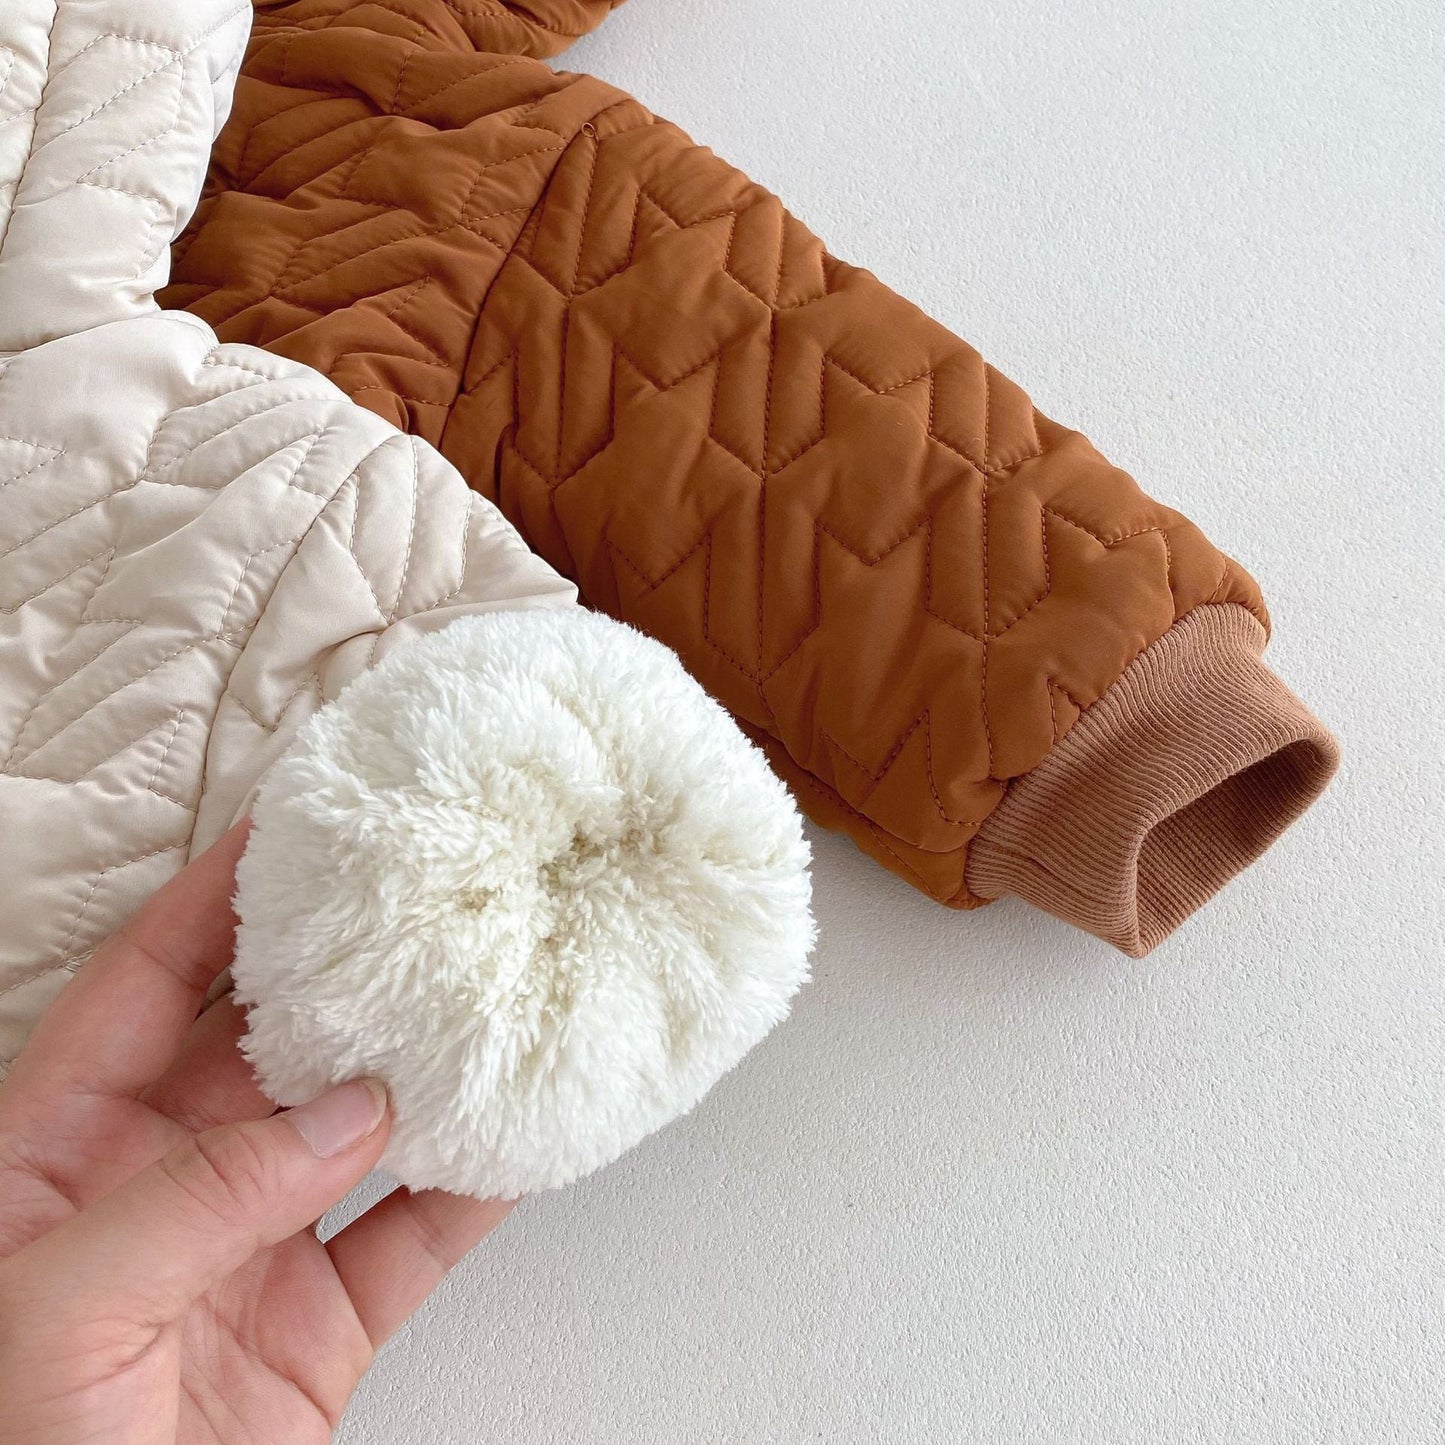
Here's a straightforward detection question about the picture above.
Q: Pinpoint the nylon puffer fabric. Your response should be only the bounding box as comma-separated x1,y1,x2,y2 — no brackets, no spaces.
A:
167,0,1270,909
0,0,593,1067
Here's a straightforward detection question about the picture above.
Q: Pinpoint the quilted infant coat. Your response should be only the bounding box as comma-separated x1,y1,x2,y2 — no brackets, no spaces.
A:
169,0,1340,953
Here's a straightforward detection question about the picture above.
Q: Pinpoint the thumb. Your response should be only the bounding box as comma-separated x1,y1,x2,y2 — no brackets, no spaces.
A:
8,1080,390,1328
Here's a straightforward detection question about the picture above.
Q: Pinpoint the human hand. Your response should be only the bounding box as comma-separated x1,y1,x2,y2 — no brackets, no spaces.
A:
0,822,512,1444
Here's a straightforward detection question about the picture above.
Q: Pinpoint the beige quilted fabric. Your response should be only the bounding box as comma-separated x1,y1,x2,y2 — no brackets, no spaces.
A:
0,0,577,1067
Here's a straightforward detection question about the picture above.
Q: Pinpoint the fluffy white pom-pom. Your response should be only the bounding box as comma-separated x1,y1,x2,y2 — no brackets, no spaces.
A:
231,608,814,1198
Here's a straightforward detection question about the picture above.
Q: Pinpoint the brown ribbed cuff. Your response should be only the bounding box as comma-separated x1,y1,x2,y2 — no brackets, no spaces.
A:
966,605,1340,956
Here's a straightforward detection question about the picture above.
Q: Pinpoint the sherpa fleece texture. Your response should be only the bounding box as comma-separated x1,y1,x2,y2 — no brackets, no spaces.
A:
0,0,814,1189
234,609,814,1198
167,0,1340,952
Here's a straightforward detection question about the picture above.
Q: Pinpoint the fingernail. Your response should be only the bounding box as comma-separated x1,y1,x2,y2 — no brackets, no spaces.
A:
287,1078,388,1158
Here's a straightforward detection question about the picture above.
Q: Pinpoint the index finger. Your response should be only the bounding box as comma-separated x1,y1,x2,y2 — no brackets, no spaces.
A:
8,821,251,1100
326,1188,516,1348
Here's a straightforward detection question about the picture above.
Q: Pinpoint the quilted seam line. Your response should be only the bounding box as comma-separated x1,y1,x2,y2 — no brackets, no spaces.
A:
233,36,575,192
0,539,105,615
0,2,251,332
0,839,190,1004
605,517,994,833
820,712,996,830
782,763,965,903
0,4,54,260
469,320,1153,826
11,702,187,794
265,0,611,51
0,368,385,773
0,440,65,491
4,625,246,774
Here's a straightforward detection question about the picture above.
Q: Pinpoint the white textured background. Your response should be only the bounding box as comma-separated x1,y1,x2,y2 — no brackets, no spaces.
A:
338,1,1445,1440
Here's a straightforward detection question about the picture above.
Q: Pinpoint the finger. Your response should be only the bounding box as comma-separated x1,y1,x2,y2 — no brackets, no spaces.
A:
327,1188,516,1346
3,1079,389,1330
14,821,250,1098
141,995,275,1134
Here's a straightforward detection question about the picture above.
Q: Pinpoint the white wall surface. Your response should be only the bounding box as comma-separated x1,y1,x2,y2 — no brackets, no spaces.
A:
338,1,1445,1440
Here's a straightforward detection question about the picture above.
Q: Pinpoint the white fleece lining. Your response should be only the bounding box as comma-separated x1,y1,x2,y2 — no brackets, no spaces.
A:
232,608,816,1199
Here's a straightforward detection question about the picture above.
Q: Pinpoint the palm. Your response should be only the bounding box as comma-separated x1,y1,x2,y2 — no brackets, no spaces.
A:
177,1235,364,1443
0,1081,368,1443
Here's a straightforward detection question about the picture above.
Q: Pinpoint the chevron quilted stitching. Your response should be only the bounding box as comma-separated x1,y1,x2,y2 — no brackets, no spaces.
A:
163,0,1269,906
226,669,323,735
2,6,247,229
0,437,63,490
49,840,191,979
454,119,1264,852
3,414,416,765
0,544,107,616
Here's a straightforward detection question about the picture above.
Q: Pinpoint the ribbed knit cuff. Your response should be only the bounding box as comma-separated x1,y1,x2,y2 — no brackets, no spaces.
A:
965,605,1340,956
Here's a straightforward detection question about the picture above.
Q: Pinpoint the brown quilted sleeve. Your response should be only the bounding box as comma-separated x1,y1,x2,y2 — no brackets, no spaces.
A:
442,107,1337,931
251,0,624,58
167,5,1339,952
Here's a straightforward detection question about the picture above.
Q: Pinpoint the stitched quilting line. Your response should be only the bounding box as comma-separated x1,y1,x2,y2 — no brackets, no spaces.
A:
258,201,534,317
10,5,250,183
263,0,605,50
821,711,993,830
987,502,1054,639
146,413,329,490
0,835,191,1005
0,355,392,768
471,240,1260,787
551,124,599,478
606,533,756,682
6,626,247,772
1,624,140,774
0,2,250,329
75,80,186,185
0,543,108,615
432,0,614,45
390,440,420,618
0,7,54,259
187,76,623,327
228,437,480,734
370,278,451,370
605,505,998,823
0,6,505,1025
9,405,456,814
783,764,941,896
502,329,1019,617
487,370,1213,819
235,56,569,192
1,543,130,771
217,528,320,635
140,708,186,804
12,702,185,793
226,670,322,736
65,42,185,156
49,841,189,989
337,474,393,624
0,439,64,489
202,351,286,386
